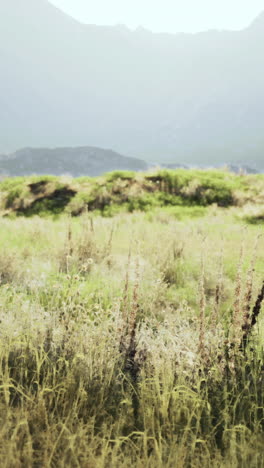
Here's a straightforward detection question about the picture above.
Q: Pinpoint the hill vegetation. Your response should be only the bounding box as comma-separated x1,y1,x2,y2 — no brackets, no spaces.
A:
1,169,263,223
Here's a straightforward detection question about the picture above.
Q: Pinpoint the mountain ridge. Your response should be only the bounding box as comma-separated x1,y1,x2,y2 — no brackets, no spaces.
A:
47,2,264,35
0,146,148,177
0,146,260,176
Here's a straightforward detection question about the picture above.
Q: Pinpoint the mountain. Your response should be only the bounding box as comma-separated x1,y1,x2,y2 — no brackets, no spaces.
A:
0,147,148,176
1,0,264,170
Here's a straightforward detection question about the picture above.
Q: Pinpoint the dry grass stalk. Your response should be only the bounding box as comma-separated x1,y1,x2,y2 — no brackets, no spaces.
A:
105,223,115,257
198,251,206,358
120,243,140,361
250,281,264,328
231,244,244,346
63,221,74,275
241,236,260,346
212,248,224,331
130,253,140,339
90,215,94,233
241,280,264,349
121,246,132,324
67,220,73,256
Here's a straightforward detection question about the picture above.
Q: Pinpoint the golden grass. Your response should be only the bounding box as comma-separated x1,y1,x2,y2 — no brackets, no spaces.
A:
0,210,263,466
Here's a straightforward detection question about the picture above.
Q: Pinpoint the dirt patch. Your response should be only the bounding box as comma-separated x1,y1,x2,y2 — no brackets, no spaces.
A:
28,181,49,195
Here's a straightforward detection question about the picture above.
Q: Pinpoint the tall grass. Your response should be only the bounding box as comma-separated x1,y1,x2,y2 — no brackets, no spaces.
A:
0,211,263,467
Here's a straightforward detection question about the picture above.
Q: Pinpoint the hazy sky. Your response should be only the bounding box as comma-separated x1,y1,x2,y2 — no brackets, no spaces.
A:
50,0,264,33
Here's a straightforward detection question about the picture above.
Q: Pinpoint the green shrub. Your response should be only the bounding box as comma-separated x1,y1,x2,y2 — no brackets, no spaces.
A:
0,170,263,218
106,170,136,182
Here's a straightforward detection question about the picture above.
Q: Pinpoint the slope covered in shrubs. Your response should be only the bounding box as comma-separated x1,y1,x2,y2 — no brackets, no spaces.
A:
0,169,263,220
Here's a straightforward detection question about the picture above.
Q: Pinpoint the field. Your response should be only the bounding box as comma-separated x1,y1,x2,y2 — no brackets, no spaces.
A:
0,169,264,467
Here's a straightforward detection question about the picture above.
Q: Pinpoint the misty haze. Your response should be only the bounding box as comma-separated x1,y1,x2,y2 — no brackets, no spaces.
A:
1,0,264,174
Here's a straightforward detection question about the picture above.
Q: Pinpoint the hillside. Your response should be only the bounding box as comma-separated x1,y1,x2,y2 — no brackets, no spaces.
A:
1,169,263,222
0,147,148,177
1,0,264,169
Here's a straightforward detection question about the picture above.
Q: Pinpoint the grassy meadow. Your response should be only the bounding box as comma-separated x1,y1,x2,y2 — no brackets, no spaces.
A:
0,169,263,467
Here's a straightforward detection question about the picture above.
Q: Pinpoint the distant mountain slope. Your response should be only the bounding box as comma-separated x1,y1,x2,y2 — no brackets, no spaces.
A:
0,147,148,176
1,0,264,169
